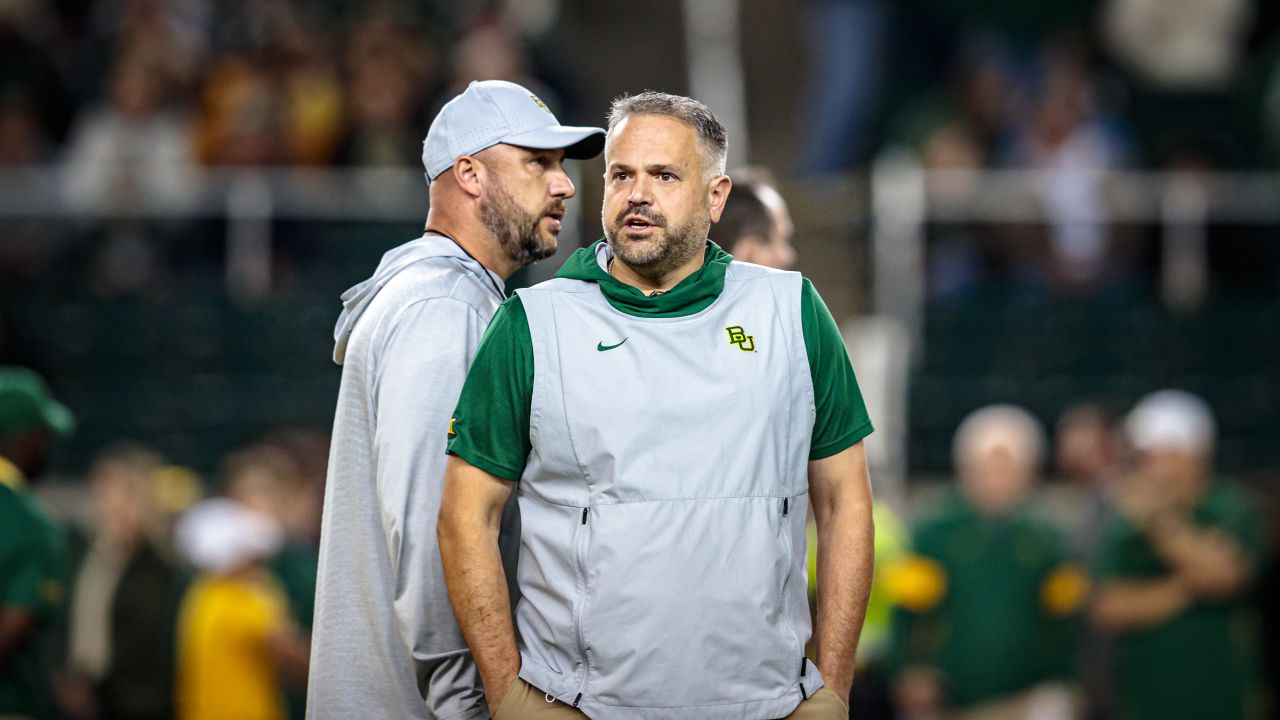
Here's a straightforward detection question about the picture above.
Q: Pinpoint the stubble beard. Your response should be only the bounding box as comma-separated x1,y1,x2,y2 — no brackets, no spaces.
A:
604,205,709,279
479,177,561,267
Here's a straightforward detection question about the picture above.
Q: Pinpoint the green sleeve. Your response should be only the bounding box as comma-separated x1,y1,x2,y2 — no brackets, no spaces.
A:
446,295,535,482
0,528,64,618
801,278,874,459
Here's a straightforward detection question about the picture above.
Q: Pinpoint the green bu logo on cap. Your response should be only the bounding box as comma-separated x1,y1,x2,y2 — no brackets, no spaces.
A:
726,326,755,352
530,94,552,114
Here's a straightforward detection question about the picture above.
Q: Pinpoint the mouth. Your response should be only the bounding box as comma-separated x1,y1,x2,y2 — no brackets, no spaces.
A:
622,215,658,232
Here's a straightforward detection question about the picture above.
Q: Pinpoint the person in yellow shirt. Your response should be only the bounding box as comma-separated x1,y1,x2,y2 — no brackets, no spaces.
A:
174,498,309,720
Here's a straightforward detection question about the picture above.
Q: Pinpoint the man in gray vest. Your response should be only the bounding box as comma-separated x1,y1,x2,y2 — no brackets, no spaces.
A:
308,80,604,720
439,91,875,719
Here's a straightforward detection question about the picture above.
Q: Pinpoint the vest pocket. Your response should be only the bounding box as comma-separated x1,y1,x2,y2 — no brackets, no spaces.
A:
578,496,801,709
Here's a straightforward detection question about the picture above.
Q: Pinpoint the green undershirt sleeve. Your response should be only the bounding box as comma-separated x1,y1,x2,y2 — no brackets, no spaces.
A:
801,277,874,460
446,295,535,482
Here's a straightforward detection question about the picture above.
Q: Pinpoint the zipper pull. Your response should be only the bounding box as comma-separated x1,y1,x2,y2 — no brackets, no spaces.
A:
572,692,583,707
799,657,807,677
581,507,588,524
782,497,789,516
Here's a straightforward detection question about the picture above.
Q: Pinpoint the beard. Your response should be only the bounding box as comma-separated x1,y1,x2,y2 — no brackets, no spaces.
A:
479,177,562,267
603,204,708,278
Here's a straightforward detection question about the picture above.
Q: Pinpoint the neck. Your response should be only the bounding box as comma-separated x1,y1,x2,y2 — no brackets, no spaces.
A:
424,208,519,281
609,245,706,295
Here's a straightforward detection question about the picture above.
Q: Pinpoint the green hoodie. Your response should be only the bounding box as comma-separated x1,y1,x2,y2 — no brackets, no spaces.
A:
447,240,872,482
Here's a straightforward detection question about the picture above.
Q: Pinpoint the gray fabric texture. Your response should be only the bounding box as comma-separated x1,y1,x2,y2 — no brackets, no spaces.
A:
510,262,824,719
308,235,513,720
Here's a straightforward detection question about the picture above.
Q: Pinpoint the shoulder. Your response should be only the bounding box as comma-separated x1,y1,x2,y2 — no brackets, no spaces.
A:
517,277,597,299
725,260,802,287
376,258,496,318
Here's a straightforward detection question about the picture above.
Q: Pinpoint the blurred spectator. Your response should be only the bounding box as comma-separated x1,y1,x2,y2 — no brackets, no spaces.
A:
224,443,317,719
1000,43,1135,293
1102,0,1252,92
889,405,1083,720
796,0,889,174
60,443,183,720
1054,403,1125,720
174,497,308,720
0,367,75,720
708,168,797,270
1101,0,1256,165
336,9,437,168
1055,402,1125,561
435,16,558,116
1091,390,1263,720
62,43,198,211
0,1,74,157
197,9,342,166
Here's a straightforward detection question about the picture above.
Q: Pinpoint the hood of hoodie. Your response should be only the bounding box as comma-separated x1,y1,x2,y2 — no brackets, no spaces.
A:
333,234,504,364
554,238,732,318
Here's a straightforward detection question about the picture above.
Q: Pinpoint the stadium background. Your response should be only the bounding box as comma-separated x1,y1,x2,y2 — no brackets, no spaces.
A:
1,0,1279,717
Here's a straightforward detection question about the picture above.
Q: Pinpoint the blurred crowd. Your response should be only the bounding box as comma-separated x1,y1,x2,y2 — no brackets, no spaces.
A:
1,366,325,720
4,359,1278,719
798,0,1280,300
837,392,1276,720
1,0,570,174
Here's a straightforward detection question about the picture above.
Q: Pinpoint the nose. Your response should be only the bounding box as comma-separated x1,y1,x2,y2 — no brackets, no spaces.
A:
549,168,576,199
627,175,652,206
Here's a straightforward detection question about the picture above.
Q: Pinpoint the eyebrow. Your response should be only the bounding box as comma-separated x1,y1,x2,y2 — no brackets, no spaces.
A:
607,162,682,174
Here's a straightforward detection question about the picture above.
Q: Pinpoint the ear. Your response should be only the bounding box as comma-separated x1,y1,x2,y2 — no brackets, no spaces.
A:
706,175,732,223
451,156,484,199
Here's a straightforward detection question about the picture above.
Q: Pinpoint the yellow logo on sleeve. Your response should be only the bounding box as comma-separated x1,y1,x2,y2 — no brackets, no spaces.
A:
448,418,457,436
726,326,756,352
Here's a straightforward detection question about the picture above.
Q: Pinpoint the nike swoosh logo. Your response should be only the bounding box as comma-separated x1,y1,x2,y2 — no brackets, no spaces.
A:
597,338,628,352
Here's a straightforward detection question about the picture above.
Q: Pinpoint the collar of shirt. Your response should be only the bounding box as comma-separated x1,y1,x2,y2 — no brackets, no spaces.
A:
554,238,732,318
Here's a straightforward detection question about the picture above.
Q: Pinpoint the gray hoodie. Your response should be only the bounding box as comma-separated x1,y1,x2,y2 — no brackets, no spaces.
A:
308,234,508,720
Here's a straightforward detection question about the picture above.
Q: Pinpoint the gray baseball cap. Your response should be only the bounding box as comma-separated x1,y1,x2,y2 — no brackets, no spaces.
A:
422,80,605,181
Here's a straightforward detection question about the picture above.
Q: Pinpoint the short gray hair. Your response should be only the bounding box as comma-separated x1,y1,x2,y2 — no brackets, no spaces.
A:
607,91,728,178
952,404,1046,470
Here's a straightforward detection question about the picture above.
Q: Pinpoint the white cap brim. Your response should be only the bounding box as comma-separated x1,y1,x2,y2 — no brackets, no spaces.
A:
502,125,605,159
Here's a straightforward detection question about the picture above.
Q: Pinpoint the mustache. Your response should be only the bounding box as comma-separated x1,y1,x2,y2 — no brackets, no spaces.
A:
614,206,666,227
542,199,566,217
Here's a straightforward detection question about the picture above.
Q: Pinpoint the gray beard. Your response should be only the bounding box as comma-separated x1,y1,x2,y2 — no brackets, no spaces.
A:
605,214,707,280
480,181,558,267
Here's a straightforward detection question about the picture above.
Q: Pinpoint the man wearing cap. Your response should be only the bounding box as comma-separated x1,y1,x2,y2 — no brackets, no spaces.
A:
1092,390,1263,720
0,367,75,720
307,80,604,720
439,91,874,719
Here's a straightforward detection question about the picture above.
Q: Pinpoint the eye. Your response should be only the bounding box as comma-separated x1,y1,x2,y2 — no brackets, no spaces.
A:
531,156,549,167
658,172,677,182
612,171,631,181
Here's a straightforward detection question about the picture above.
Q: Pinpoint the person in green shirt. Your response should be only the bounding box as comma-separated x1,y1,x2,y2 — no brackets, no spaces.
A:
890,405,1085,720
0,367,75,720
440,92,875,720
1092,390,1263,720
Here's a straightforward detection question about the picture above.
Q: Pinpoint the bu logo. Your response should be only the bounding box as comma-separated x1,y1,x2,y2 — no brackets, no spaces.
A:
725,326,756,352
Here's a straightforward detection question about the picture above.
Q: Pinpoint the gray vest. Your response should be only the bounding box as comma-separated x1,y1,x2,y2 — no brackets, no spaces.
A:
512,261,822,719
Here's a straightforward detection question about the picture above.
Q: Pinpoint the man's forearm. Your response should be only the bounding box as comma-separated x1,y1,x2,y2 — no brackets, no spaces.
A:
814,502,874,697
1147,517,1249,598
438,513,521,712
1091,577,1191,632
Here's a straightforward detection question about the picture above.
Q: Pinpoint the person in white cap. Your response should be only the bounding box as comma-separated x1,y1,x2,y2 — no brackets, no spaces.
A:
307,80,604,720
1091,390,1263,720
